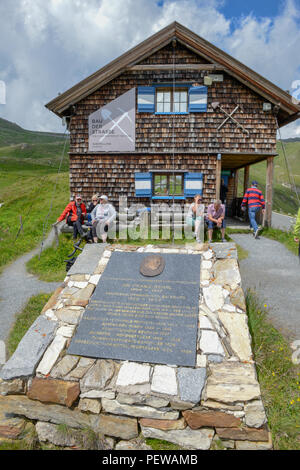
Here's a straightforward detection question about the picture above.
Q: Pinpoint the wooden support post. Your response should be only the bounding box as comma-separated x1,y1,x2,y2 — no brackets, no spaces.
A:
216,154,222,200
265,156,274,228
234,170,239,198
243,165,250,194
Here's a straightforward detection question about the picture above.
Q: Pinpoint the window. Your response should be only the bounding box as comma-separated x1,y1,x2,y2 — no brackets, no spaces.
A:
153,173,184,196
156,88,188,113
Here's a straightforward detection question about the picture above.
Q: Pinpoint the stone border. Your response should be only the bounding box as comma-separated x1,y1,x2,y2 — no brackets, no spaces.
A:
0,242,272,450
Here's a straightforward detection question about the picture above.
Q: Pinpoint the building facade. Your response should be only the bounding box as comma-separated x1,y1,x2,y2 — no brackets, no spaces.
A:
46,23,300,225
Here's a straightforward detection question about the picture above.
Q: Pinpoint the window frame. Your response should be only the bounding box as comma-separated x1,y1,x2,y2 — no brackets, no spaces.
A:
155,87,189,115
152,172,185,197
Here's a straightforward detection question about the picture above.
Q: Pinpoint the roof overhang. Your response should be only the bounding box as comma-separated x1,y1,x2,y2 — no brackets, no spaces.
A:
45,22,300,127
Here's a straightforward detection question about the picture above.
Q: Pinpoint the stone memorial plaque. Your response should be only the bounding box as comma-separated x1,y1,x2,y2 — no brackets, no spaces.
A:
68,252,201,367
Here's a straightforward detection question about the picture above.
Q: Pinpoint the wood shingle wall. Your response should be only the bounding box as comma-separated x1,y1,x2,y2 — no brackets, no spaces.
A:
68,43,277,204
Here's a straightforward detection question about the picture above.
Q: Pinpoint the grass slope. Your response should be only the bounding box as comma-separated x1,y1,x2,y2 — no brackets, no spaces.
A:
0,119,70,272
238,141,300,216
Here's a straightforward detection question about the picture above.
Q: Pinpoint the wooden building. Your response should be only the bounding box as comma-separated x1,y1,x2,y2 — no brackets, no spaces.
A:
46,22,300,226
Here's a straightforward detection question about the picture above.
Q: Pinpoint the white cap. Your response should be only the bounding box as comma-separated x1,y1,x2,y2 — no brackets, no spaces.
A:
100,195,108,201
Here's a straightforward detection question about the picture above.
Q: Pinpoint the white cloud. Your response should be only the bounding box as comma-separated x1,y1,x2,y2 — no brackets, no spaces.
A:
0,0,299,136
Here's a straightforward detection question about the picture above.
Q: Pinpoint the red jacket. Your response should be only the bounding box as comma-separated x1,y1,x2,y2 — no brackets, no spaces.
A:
58,201,87,223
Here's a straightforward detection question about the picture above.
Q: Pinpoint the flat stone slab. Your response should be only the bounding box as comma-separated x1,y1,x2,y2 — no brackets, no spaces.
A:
210,243,237,259
177,367,206,403
68,252,201,367
67,244,107,275
0,316,57,380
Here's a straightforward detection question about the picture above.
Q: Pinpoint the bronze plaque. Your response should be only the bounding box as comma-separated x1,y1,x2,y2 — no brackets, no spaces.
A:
140,254,165,277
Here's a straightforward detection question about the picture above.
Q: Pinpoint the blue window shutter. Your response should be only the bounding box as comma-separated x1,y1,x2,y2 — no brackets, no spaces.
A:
184,173,203,198
135,172,152,197
137,87,155,112
188,86,207,112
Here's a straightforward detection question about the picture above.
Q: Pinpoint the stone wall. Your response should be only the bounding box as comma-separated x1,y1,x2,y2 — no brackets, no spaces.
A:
0,243,272,450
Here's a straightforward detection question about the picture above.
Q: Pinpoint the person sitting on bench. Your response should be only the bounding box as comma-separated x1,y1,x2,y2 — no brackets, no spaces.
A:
206,199,226,243
91,195,116,243
187,194,205,243
57,194,87,240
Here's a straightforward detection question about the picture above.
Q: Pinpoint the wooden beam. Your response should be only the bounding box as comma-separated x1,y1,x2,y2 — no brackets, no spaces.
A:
265,156,274,227
216,155,222,199
243,165,250,194
127,64,224,71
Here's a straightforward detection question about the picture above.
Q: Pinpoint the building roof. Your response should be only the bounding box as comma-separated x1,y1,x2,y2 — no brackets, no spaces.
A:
45,21,300,127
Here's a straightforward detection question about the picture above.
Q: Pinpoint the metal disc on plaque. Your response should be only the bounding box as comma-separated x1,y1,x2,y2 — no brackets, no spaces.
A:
140,255,165,277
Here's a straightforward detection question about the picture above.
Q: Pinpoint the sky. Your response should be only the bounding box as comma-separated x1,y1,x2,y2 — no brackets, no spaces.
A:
0,0,300,138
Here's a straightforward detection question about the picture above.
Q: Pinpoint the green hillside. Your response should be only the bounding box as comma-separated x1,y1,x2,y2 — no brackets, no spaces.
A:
0,119,70,272
0,117,66,146
238,140,300,215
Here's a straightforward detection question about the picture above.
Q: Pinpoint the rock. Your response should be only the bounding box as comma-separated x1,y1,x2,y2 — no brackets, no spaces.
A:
89,275,101,285
196,355,207,368
141,426,214,450
67,244,108,275
140,417,186,431
27,377,80,408
55,307,83,325
151,365,178,396
80,390,115,400
78,398,101,414
222,304,236,313
64,283,95,307
35,421,114,449
216,425,269,442
41,286,64,314
80,360,115,392
0,316,57,380
202,285,224,312
207,355,224,363
202,250,213,260
69,274,89,282
211,243,237,259
72,281,89,289
201,400,243,411
235,433,272,450
116,362,151,388
230,287,246,311
0,403,25,439
101,398,179,420
199,315,214,330
244,400,267,428
199,330,225,356
116,393,169,409
146,396,170,408
202,260,212,270
170,398,195,411
183,410,241,429
115,439,152,451
91,414,138,440
36,335,67,376
0,378,25,395
177,368,206,403
65,357,95,380
213,259,241,287
50,355,79,379
56,325,76,338
0,395,137,439
218,312,252,361
205,362,261,404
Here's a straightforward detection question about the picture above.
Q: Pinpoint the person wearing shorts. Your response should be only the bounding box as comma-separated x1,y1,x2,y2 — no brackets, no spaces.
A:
206,199,226,243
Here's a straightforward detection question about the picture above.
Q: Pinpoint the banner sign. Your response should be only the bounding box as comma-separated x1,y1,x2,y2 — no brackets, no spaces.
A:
88,88,136,152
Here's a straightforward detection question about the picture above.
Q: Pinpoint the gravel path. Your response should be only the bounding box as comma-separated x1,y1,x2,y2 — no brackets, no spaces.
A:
271,212,295,232
230,233,300,342
0,229,61,343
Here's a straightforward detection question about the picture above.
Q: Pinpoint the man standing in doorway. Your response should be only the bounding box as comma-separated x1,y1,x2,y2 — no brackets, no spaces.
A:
241,180,265,238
